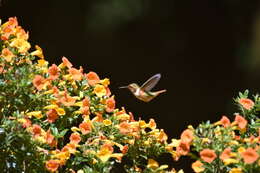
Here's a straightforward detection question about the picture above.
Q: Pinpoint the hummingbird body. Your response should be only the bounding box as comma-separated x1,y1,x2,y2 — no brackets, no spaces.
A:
120,74,166,102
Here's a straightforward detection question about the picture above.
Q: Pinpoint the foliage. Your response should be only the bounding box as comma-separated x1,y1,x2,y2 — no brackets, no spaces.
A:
0,17,181,173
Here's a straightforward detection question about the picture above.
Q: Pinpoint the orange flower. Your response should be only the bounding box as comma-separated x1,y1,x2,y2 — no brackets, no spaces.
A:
239,98,254,110
105,97,115,113
48,64,60,80
59,90,76,107
47,109,58,123
192,160,205,173
176,140,190,156
69,132,81,144
180,129,193,144
234,114,247,130
62,143,77,154
62,56,73,68
220,116,231,127
46,129,57,147
32,124,41,136
220,148,232,161
85,71,100,86
33,75,45,91
21,118,31,128
45,160,59,172
118,122,132,135
200,149,217,163
96,143,114,162
79,121,92,135
69,67,83,81
1,48,15,62
121,145,129,154
241,147,259,164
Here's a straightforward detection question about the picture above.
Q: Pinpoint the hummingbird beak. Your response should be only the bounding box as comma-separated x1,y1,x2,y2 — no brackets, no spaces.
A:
119,86,128,89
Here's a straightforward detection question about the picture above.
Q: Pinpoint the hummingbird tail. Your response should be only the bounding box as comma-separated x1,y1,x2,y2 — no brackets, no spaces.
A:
157,89,167,94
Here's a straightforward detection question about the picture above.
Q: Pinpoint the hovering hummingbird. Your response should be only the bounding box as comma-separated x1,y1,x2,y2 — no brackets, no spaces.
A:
119,73,166,102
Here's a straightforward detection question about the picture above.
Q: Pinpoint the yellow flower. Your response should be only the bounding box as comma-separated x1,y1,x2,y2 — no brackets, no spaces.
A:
100,78,110,87
31,45,44,58
103,119,112,126
26,111,43,119
74,101,83,107
139,120,147,128
169,139,181,147
55,107,66,116
77,170,84,173
229,140,239,146
229,168,243,173
202,138,211,144
238,147,246,154
223,158,239,165
147,159,159,169
10,38,31,53
71,127,80,132
44,104,59,110
96,143,114,162
115,113,130,121
94,84,107,97
192,160,205,173
37,59,48,67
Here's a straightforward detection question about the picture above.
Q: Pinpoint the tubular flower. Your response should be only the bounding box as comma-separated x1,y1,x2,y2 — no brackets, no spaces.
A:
219,115,231,127
45,160,59,172
192,160,205,173
85,71,100,86
1,48,15,62
33,75,46,91
147,159,159,169
9,38,31,53
61,56,73,68
234,114,248,131
239,98,254,110
48,64,60,80
105,96,115,113
241,147,259,164
96,143,114,162
47,109,58,123
94,84,107,97
69,132,81,144
79,121,92,135
199,149,217,163
180,129,193,144
176,140,190,156
31,45,44,59
69,67,83,81
229,168,243,173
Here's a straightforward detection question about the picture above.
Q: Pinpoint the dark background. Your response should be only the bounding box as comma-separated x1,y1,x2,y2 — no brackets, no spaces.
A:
1,0,260,172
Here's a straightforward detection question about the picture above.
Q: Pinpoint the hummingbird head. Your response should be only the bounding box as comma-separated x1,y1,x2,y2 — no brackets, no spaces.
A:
128,83,139,92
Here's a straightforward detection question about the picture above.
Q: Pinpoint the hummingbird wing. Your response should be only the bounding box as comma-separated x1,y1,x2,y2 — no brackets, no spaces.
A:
140,73,161,92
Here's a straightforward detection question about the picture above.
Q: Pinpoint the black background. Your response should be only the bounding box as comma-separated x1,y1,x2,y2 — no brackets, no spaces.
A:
1,0,260,172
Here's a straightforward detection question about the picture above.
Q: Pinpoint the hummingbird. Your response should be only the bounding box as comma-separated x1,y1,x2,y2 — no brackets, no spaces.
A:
119,73,166,102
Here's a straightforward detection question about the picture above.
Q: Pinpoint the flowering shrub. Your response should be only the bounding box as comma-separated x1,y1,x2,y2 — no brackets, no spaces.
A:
1,17,260,173
0,17,183,173
172,90,260,173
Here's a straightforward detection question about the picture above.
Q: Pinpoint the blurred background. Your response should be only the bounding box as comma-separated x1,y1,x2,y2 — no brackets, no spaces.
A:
1,0,260,171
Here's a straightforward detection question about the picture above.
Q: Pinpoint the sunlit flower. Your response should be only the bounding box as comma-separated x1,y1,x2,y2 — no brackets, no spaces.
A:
220,148,232,161
200,149,217,163
118,122,132,135
180,129,193,144
47,109,58,123
46,130,57,147
15,25,29,40
176,140,190,156
31,45,44,58
223,158,239,165
79,121,92,135
234,114,248,131
69,67,83,81
61,56,73,68
45,160,59,172
55,107,66,116
33,75,45,91
32,124,42,136
94,84,106,97
239,98,254,110
192,160,205,173
18,118,31,128
147,159,159,169
220,115,231,127
229,168,243,173
103,119,112,126
27,111,43,119
85,71,100,86
59,90,76,107
241,147,259,164
1,48,15,62
9,38,31,53
48,64,60,80
96,143,114,162
105,96,115,113
69,132,81,144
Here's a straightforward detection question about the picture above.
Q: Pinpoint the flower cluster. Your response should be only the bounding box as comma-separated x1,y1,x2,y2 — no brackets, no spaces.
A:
0,17,183,173
171,90,260,173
